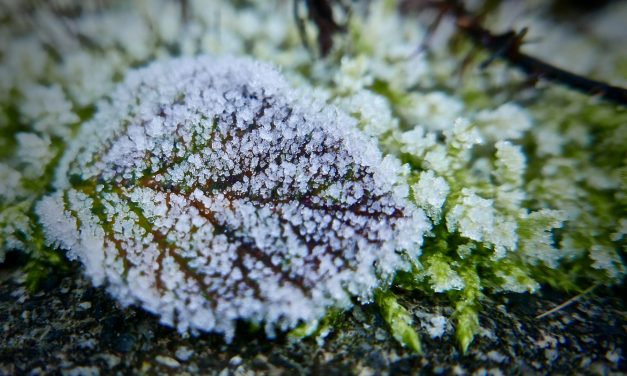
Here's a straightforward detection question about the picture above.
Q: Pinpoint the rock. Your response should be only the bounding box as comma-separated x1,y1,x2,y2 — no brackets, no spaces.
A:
175,346,194,362
112,333,135,353
155,355,180,368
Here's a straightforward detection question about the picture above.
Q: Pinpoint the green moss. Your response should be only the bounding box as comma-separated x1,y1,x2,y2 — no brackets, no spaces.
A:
288,308,345,341
451,265,481,354
375,289,423,354
24,221,70,292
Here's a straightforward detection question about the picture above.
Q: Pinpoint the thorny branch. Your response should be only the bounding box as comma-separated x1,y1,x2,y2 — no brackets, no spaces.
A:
436,0,627,106
297,0,627,106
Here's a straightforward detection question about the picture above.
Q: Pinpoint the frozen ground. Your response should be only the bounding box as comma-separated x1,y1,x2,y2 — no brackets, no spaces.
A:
1,253,624,375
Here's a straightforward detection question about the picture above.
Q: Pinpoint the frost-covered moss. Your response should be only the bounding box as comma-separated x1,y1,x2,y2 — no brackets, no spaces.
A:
0,0,624,350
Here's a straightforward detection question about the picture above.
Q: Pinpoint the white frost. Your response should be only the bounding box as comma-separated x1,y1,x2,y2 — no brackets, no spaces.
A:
37,55,430,340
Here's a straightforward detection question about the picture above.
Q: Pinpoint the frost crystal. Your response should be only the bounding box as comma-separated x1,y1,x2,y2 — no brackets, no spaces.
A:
412,170,449,223
36,56,429,340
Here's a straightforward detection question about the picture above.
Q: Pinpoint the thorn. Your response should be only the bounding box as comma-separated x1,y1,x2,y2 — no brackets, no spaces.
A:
479,30,520,69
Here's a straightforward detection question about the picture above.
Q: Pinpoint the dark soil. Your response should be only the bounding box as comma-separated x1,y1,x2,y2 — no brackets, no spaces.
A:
0,254,624,375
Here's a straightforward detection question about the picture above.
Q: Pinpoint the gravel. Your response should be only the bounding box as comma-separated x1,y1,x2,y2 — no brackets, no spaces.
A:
0,255,624,375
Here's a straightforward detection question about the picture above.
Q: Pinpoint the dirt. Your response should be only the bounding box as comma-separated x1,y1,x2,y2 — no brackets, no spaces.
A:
0,254,624,375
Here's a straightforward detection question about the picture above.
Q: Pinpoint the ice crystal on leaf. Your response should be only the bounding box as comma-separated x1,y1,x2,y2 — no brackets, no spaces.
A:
36,56,429,340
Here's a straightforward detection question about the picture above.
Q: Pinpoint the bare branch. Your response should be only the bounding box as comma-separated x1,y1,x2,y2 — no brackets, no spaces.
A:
418,1,627,106
294,0,345,57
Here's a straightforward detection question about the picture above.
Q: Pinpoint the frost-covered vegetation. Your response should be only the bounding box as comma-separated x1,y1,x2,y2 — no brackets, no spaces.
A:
37,55,429,341
0,0,625,352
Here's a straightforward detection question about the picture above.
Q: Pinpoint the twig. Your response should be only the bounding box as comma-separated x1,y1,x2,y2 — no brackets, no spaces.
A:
294,0,313,55
180,0,189,23
535,284,599,319
295,0,345,57
414,3,450,55
427,0,627,106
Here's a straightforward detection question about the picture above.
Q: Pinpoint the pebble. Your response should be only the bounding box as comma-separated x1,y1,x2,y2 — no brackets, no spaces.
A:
229,355,243,366
544,348,559,362
155,355,180,368
374,328,387,341
486,350,507,363
113,334,135,353
62,366,100,376
605,349,621,364
352,306,367,323
0,265,623,375
98,353,121,368
175,346,194,362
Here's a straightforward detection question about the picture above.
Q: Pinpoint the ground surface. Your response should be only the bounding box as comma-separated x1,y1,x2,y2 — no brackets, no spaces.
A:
0,253,624,375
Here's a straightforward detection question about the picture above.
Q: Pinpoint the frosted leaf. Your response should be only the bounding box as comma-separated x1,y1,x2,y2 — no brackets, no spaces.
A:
456,243,475,259
494,141,527,212
37,56,429,341
423,146,451,174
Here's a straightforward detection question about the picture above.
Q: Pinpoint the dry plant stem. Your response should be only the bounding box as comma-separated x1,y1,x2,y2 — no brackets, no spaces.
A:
415,4,449,55
296,0,345,57
180,0,189,23
437,0,627,106
535,284,599,319
294,0,313,55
